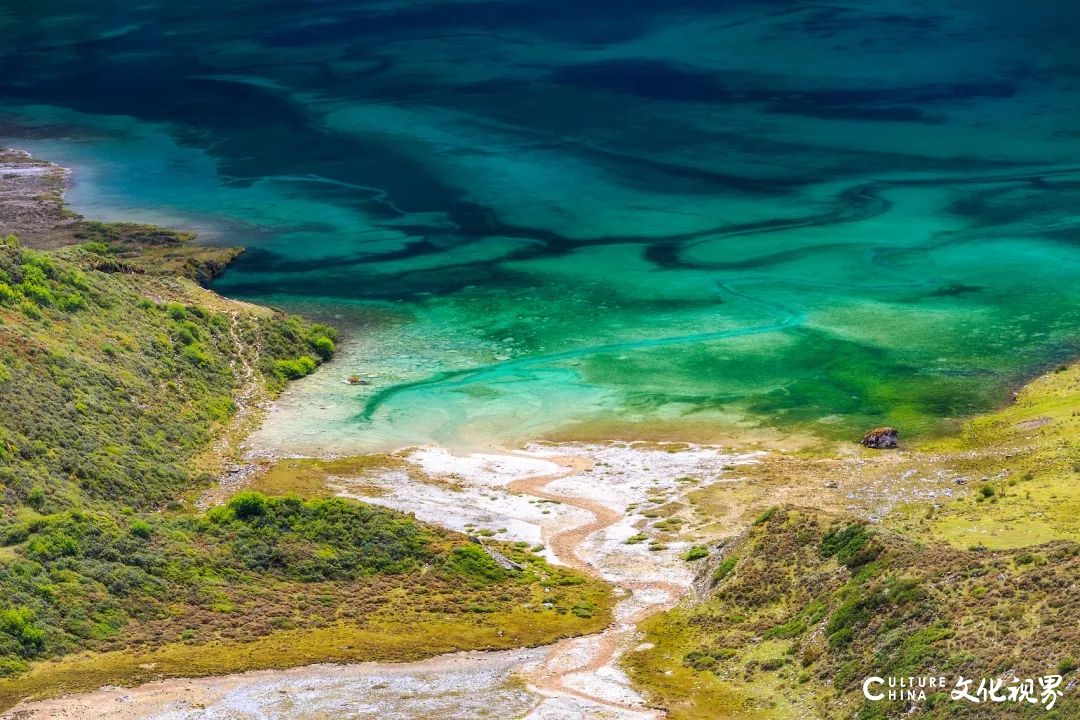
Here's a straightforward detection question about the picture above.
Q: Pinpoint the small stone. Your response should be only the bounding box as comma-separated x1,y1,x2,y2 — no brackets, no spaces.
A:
860,427,899,449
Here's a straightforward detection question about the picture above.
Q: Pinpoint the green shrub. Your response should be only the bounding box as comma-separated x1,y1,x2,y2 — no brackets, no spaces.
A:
19,250,54,275
0,657,28,677
228,491,270,520
161,302,184,320
0,607,46,656
447,545,506,582
820,523,879,568
20,283,55,307
181,343,212,366
886,577,923,605
712,556,737,584
752,507,776,526
309,334,335,359
827,627,854,648
684,546,709,561
827,597,871,639
26,487,45,511
17,300,41,319
273,356,317,380
130,519,152,539
59,292,86,312
26,532,80,561
80,241,111,255
765,600,826,640
175,321,200,345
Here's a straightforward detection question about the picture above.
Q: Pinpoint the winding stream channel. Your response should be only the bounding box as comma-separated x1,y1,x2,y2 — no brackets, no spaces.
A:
10,444,757,719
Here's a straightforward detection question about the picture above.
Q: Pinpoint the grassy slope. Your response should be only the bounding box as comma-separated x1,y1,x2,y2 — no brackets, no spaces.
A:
0,236,333,507
627,364,1080,719
0,492,610,708
915,362,1080,549
0,235,610,709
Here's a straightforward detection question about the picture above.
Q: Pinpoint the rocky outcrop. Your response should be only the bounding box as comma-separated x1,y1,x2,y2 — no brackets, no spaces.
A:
0,148,71,244
469,537,524,572
860,426,898,449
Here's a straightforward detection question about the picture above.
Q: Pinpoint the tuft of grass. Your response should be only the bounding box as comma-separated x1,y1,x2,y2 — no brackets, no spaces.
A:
683,547,709,562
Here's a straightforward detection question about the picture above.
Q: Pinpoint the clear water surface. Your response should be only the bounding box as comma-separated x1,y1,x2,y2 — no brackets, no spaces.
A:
1,0,1078,452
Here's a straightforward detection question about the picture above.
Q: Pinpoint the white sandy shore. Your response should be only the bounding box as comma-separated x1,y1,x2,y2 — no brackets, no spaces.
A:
7,649,545,720
8,442,760,720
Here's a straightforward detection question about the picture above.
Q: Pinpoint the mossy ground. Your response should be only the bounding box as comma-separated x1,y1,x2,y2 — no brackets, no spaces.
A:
915,362,1080,549
249,455,410,499
0,607,600,710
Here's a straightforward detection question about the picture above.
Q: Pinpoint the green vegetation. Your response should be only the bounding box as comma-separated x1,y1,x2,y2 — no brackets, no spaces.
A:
0,490,608,703
63,221,243,285
246,455,405,498
261,320,336,390
628,508,1079,719
0,237,331,509
0,234,611,709
627,361,1080,719
916,361,1080,549
683,546,709,562
0,598,602,709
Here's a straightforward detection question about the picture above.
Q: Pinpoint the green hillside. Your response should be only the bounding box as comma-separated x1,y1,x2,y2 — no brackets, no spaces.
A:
0,234,334,509
627,362,1080,719
629,508,1078,719
0,233,610,708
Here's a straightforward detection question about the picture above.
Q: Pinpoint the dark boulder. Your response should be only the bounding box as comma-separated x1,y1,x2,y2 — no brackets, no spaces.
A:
860,427,899,449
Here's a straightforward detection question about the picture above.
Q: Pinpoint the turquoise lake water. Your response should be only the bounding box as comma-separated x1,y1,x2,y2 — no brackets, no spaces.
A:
2,1,1079,451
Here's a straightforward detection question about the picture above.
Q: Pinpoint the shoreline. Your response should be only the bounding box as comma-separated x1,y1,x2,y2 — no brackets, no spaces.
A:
16,351,1080,718
4,145,1079,717
5,143,1069,460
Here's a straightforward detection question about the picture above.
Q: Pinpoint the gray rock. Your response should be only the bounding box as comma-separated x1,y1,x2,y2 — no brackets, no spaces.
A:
860,427,899,449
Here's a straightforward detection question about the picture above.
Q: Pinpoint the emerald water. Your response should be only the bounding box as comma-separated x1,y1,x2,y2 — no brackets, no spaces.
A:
2,1,1079,452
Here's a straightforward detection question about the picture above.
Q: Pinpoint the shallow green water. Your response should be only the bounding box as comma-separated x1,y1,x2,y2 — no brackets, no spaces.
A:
2,1,1079,451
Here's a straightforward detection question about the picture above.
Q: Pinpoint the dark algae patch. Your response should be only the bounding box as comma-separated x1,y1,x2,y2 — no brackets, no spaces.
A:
3,2,1080,449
